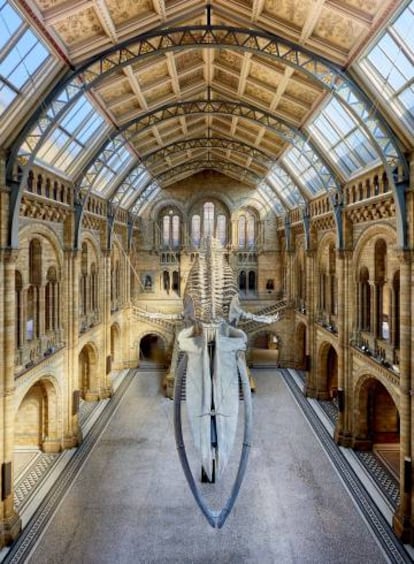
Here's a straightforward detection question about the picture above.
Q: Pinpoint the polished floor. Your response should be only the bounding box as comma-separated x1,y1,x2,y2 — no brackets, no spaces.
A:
28,369,386,564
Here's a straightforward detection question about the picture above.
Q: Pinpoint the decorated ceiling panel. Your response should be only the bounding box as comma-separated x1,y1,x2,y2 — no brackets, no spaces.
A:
1,0,410,220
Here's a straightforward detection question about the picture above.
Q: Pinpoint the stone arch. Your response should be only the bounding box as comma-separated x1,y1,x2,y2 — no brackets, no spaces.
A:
19,223,64,271
110,322,122,368
138,331,168,365
353,223,396,278
15,376,61,453
185,190,234,217
80,231,101,262
78,342,99,401
248,329,280,367
149,198,185,220
353,374,400,467
316,341,338,400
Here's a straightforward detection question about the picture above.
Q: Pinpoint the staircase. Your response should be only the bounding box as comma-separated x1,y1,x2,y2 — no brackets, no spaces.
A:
132,305,177,337
239,298,290,334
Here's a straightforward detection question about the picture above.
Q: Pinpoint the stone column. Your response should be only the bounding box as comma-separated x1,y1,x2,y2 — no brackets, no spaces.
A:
393,251,412,542
304,249,316,397
102,250,113,398
335,250,352,446
0,250,21,548
62,250,82,448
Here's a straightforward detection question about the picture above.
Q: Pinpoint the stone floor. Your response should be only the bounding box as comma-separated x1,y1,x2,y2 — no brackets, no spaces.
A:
27,368,387,564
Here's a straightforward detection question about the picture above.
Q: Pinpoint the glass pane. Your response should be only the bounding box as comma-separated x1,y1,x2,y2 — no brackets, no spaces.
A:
172,215,180,248
238,216,246,247
162,215,170,247
247,215,255,247
216,214,226,245
0,2,22,51
191,215,201,247
360,2,414,133
203,202,214,237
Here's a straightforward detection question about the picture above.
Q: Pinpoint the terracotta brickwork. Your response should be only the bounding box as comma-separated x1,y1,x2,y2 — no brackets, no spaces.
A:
1,160,414,545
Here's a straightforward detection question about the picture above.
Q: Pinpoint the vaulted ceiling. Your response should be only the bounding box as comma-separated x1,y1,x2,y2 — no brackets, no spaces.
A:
5,0,408,220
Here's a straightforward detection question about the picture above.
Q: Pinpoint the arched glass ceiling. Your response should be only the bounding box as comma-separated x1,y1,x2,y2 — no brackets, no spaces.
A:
0,0,412,224
308,97,379,178
257,182,285,215
0,0,53,117
358,0,414,134
282,143,331,197
267,165,306,208
36,94,108,175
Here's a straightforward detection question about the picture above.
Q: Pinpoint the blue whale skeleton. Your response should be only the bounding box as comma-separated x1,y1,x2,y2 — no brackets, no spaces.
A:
146,237,280,527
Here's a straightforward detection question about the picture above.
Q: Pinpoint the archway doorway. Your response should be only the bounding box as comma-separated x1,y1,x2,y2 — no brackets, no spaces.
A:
318,343,338,400
14,379,60,454
356,378,400,480
139,334,166,365
78,343,99,400
248,331,279,367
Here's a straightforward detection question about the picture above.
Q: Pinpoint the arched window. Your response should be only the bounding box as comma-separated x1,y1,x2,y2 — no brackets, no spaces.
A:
172,215,180,248
45,267,57,332
15,271,23,348
216,214,227,246
203,202,214,237
248,271,256,292
81,243,88,315
172,271,179,293
239,271,246,292
191,215,201,247
91,263,98,312
359,267,371,332
29,239,42,286
247,214,255,248
162,215,170,247
163,271,170,293
238,216,246,248
26,286,36,341
392,270,400,348
374,239,387,339
328,244,337,315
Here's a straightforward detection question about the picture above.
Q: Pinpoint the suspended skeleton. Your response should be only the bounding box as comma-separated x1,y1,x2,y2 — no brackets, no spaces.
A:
145,237,280,527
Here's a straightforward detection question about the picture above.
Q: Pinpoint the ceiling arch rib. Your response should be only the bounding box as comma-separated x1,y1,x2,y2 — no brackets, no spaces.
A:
5,24,409,247
8,25,405,180
143,138,274,169
257,182,287,215
154,159,261,187
74,99,342,213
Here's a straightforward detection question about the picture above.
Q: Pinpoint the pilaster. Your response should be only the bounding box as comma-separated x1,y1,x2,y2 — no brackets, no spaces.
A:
0,249,21,547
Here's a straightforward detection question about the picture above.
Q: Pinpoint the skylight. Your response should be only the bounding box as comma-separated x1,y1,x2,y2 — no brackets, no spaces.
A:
359,0,414,132
257,182,285,215
267,165,306,208
37,95,108,175
120,170,151,209
309,97,379,177
283,144,328,196
0,1,51,117
89,139,135,196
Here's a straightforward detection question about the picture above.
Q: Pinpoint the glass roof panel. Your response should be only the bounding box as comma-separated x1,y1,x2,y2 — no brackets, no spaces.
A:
257,182,284,215
120,170,150,209
267,165,305,208
0,1,51,118
309,97,379,177
90,141,135,196
283,145,325,196
36,94,108,175
358,0,414,132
